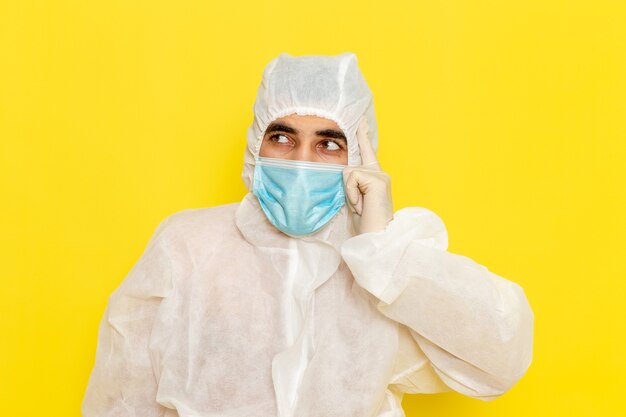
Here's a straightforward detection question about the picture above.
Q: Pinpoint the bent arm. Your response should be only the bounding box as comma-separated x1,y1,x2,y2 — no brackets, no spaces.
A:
340,207,534,401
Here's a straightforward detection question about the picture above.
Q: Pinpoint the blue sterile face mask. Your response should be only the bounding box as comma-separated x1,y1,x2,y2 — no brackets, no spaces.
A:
252,156,347,237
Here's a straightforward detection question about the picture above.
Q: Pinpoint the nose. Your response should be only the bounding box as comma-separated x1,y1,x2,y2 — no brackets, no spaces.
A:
288,147,320,163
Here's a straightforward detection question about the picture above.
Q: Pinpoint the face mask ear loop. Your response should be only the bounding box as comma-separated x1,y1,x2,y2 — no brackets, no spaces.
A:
248,130,265,189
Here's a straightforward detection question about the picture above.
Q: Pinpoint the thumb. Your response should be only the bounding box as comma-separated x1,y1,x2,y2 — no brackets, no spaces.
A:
343,168,363,215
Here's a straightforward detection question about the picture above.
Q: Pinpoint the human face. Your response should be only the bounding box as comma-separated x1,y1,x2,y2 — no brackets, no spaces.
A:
258,114,348,165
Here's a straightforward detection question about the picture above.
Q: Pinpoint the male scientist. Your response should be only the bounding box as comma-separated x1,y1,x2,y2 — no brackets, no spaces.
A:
82,52,534,417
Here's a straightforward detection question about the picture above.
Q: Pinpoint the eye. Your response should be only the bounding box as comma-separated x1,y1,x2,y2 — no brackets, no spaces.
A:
319,140,344,152
325,141,340,151
269,134,291,144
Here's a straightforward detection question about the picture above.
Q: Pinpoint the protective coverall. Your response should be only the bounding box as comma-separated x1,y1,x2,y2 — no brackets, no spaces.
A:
81,52,534,417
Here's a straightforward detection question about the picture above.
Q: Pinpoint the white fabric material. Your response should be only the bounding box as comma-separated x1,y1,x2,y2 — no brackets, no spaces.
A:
82,52,534,417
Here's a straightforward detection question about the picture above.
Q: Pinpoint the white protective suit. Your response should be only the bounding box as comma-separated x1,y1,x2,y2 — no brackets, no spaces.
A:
82,52,534,417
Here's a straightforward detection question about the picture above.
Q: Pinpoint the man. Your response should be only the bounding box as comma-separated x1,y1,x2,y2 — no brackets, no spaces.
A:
82,52,534,417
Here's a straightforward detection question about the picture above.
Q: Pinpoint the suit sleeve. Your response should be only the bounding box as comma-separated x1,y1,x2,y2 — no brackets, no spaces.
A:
340,207,534,401
81,216,176,416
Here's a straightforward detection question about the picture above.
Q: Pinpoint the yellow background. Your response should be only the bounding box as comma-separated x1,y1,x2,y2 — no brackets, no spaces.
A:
1,1,624,416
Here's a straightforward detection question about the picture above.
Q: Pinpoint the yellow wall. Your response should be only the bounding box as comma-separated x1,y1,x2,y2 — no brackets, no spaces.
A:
1,1,624,416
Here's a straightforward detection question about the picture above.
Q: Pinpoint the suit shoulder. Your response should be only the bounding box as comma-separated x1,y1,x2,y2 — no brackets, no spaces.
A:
155,202,241,244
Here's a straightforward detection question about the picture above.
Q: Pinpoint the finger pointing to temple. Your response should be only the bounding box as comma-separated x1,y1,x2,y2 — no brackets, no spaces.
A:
356,116,380,170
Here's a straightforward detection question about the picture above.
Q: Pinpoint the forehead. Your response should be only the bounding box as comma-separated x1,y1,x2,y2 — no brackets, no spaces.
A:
266,114,342,132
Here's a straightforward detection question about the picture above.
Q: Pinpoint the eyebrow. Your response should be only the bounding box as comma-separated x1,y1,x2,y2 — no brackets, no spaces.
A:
265,122,347,142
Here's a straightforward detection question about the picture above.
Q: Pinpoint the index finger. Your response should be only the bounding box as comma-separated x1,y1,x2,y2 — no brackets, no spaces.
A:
356,116,380,169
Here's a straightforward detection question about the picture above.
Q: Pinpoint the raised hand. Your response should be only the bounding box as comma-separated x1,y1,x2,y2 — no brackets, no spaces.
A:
343,116,394,234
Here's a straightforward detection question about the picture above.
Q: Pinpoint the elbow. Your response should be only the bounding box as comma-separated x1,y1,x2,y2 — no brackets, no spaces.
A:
473,359,533,401
429,288,535,402
487,287,535,398
432,357,532,402
479,291,535,401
